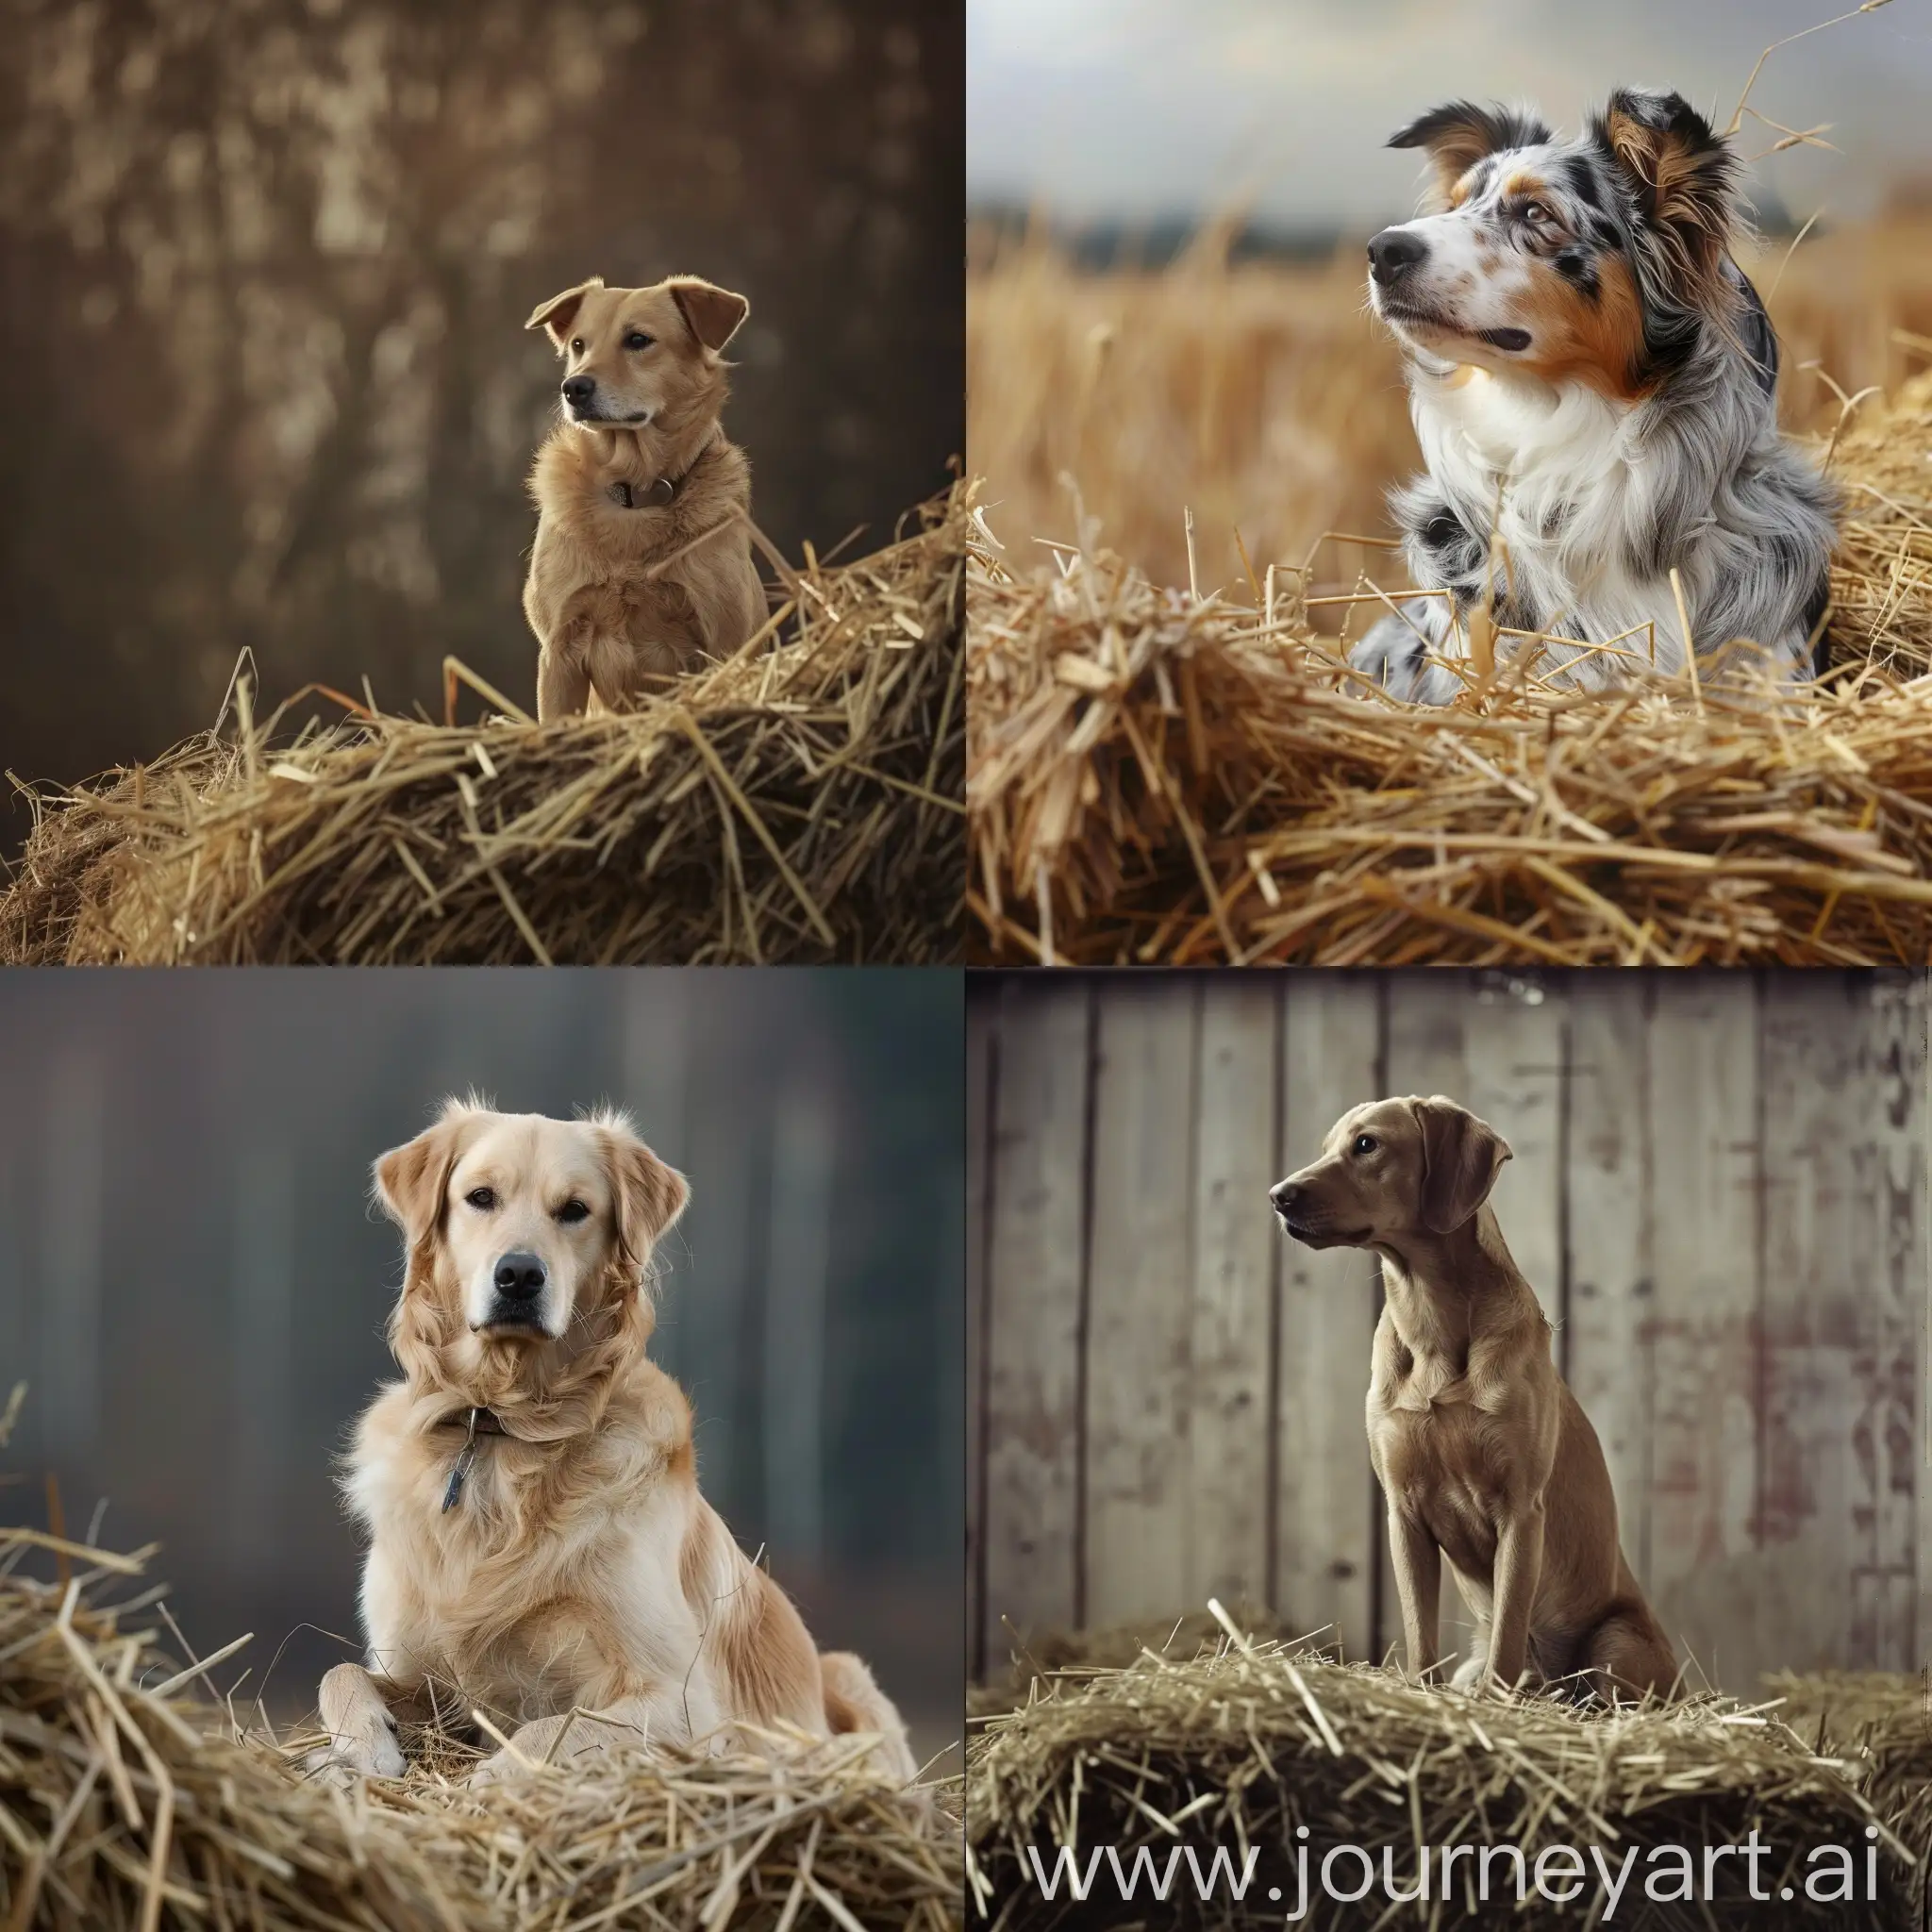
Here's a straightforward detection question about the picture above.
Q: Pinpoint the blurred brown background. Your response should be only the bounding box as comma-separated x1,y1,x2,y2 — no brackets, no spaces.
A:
0,0,965,857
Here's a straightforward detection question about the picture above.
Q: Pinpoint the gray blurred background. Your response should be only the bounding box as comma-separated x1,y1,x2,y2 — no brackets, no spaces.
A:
0,0,964,857
0,967,964,1765
969,0,1932,245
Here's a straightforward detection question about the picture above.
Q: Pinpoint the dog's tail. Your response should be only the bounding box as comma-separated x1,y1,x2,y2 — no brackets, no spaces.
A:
819,1650,920,1785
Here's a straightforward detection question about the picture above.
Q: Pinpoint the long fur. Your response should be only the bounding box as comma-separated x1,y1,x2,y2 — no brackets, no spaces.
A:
1354,89,1838,703
323,1101,918,1786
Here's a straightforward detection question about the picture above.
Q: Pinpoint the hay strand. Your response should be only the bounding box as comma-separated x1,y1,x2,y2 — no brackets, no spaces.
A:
2,492,965,966
968,375,1932,966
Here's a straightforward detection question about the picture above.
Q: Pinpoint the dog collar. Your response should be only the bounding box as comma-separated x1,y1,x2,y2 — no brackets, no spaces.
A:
606,428,719,511
436,1405,508,1513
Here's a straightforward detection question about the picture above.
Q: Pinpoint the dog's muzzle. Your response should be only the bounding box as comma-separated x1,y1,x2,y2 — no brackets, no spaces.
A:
1368,227,1427,286
480,1250,548,1330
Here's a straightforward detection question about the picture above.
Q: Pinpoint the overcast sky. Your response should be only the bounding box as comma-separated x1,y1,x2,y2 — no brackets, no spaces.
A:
968,0,1932,231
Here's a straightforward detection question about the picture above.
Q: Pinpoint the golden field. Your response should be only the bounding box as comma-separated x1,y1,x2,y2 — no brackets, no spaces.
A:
967,212,1932,616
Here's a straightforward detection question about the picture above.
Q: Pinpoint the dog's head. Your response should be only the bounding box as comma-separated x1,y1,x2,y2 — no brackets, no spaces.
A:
525,275,748,433
1270,1095,1511,1250
375,1098,689,1399
1368,91,1745,396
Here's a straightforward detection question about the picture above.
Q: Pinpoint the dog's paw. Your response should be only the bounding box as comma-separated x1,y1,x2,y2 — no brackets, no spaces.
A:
307,1719,407,1782
1448,1654,1491,1695
1349,609,1460,705
470,1715,578,1787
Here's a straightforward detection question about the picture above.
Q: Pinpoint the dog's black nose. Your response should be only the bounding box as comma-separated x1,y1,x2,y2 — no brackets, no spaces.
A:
560,375,595,408
1271,1181,1303,1215
1368,227,1427,283
493,1251,547,1301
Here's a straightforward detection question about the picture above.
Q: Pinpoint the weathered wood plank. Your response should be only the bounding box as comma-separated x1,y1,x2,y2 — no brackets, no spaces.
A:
1758,974,1856,1678
983,980,1091,1661
1084,980,1200,1626
1189,978,1278,1607
1565,975,1657,1588
1643,975,1761,1693
1276,975,1382,1663
965,981,996,1681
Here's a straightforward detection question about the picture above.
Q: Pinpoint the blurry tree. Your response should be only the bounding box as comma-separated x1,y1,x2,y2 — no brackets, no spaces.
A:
0,0,964,852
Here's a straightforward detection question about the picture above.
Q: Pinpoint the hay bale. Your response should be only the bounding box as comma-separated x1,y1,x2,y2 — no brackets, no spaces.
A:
2,492,964,966
967,377,1932,967
0,1526,959,1931
968,1636,1920,1929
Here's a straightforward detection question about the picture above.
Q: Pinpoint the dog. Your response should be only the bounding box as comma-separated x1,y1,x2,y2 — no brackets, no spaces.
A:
522,275,766,717
1352,91,1837,704
316,1099,919,1789
1270,1095,1677,1702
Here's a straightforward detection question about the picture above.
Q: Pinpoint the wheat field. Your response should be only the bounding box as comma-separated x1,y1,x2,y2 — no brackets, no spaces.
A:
967,213,1932,619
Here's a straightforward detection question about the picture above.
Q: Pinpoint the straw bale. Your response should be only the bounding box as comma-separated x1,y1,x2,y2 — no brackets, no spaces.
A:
967,376,1932,967
2,492,964,966
0,1525,960,1931
968,1631,1922,1929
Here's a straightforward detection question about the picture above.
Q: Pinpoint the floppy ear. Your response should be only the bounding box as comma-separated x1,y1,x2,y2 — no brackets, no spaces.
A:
1410,1096,1512,1235
374,1112,474,1252
668,276,749,353
1591,89,1740,293
1389,100,1552,203
525,276,605,348
599,1121,691,1273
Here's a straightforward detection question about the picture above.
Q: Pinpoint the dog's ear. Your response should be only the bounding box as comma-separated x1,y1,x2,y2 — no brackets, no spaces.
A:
1389,100,1552,203
1411,1096,1512,1234
668,277,749,354
374,1108,477,1251
599,1119,691,1271
525,276,606,348
1591,90,1740,294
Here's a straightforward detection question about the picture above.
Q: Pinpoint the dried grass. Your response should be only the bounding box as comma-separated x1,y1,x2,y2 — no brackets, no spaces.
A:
0,492,964,966
0,1523,961,1931
967,374,1932,967
967,1624,1924,1930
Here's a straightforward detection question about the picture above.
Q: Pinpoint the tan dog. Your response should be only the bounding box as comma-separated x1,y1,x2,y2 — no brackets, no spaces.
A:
1270,1095,1677,1703
522,276,766,717
317,1100,918,1788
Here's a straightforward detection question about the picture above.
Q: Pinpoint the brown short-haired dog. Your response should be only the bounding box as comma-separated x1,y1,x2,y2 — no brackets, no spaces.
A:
522,275,766,718
317,1100,918,1787
1271,1095,1677,1703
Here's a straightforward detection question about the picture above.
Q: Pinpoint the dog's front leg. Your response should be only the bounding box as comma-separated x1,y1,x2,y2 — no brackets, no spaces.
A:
536,636,592,721
1387,1508,1442,1679
315,1662,409,1780
1482,1502,1546,1693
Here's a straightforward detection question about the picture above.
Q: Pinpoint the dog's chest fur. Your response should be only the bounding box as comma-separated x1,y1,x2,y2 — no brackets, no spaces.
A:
348,1406,701,1720
1408,367,1684,659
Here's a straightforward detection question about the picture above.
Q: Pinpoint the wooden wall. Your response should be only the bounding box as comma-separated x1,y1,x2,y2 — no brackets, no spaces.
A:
966,970,1929,1693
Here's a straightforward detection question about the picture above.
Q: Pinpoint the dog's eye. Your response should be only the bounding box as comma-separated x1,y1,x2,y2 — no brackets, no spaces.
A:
569,337,584,355
1522,201,1553,227
623,330,654,351
1353,1134,1378,1155
465,1187,497,1211
556,1198,591,1224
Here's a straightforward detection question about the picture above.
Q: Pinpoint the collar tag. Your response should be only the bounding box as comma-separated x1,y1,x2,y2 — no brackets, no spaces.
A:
441,1407,481,1512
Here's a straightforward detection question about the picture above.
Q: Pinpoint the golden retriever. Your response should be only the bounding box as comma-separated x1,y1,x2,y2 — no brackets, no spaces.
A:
316,1099,919,1788
522,275,766,717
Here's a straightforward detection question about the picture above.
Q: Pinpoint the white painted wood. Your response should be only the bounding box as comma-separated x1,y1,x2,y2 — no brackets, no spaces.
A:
1565,975,1657,1588
1085,980,1200,1626
1188,978,1278,1607
1276,976,1382,1662
983,981,1091,1659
